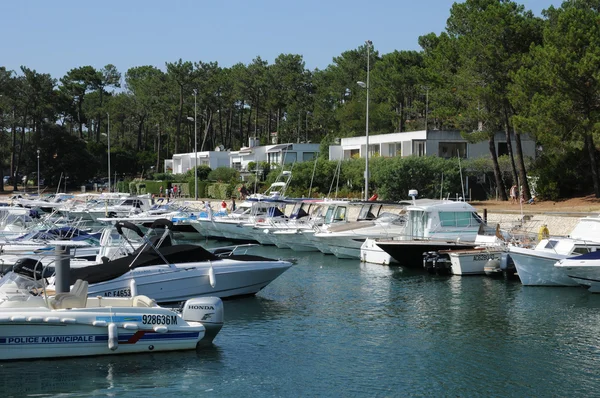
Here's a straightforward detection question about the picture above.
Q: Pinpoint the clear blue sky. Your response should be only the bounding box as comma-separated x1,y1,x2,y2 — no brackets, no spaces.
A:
2,0,561,80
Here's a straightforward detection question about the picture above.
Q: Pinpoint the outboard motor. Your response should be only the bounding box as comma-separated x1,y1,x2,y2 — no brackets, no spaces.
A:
12,257,54,279
423,251,438,274
422,251,451,275
182,297,224,346
484,258,502,278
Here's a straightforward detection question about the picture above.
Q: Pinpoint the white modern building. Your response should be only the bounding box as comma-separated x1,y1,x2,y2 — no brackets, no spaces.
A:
165,150,231,174
328,130,536,161
165,139,320,174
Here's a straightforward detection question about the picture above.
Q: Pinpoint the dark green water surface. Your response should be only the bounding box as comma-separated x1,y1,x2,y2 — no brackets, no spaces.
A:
2,241,600,397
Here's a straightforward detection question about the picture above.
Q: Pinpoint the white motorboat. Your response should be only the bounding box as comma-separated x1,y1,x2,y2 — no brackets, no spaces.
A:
313,209,408,259
431,229,511,276
509,216,600,286
0,271,223,360
85,195,153,222
212,200,292,242
0,240,224,361
555,251,600,292
97,200,204,240
50,220,293,304
366,194,483,266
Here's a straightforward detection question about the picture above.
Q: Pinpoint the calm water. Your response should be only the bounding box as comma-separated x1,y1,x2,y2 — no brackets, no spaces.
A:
2,241,600,397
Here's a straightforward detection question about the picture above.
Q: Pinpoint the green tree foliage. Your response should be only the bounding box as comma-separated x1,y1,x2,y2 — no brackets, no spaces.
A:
511,0,600,197
2,0,600,200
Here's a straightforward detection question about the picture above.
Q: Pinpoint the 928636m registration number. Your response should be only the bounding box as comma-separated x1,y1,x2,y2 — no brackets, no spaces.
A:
142,314,178,325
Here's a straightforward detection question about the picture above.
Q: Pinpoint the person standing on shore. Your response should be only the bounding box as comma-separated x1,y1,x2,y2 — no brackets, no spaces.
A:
510,185,517,204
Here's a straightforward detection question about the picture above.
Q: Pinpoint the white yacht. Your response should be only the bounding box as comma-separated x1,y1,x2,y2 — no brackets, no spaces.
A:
362,193,483,266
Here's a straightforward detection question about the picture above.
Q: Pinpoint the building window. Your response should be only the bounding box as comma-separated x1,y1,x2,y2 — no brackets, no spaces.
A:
439,142,467,159
268,152,280,164
349,149,360,159
283,152,297,164
413,141,426,157
498,142,508,157
303,152,316,161
368,144,380,157
387,143,402,157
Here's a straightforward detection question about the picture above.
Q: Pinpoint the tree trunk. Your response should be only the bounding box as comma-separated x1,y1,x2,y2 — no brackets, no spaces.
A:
239,100,245,147
156,123,161,171
513,126,530,201
489,134,508,201
137,118,144,151
77,98,84,139
503,106,519,190
584,132,600,197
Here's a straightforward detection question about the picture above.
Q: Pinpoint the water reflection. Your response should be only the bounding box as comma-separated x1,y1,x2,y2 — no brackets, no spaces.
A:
0,347,224,397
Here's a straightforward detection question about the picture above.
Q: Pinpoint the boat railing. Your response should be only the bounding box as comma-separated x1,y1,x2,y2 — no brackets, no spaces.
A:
211,243,259,257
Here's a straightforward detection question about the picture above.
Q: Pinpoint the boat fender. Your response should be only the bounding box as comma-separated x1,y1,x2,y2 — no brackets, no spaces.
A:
130,279,138,297
108,323,118,351
208,264,216,288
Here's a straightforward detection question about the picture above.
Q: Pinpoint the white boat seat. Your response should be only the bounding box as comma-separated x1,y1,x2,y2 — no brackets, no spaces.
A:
132,295,156,308
50,279,89,309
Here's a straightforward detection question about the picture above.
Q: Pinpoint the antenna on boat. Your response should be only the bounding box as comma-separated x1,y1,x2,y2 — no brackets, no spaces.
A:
458,150,465,201
328,157,342,198
440,172,444,200
56,172,63,195
409,189,418,205
308,155,318,198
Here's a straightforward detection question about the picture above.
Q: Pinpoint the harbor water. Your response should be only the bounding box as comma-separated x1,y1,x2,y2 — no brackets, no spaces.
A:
2,240,600,397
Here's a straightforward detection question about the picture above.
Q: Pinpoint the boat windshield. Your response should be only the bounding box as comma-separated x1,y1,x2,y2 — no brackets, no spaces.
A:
0,272,46,305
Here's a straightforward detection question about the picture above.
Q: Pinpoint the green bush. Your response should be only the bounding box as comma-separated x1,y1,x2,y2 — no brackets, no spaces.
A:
186,178,208,198
207,183,230,199
184,165,212,181
152,173,175,181
208,167,239,183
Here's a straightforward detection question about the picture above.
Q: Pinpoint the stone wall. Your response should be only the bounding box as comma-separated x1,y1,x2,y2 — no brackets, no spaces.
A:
481,210,585,237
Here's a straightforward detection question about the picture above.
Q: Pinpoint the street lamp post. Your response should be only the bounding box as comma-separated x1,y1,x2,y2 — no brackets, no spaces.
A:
107,113,111,192
357,40,372,201
423,86,429,131
187,89,198,201
36,149,40,196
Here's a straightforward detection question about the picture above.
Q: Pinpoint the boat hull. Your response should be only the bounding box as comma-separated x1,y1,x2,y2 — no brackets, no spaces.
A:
375,240,476,267
508,247,578,286
0,307,205,360
85,260,292,303
448,249,505,276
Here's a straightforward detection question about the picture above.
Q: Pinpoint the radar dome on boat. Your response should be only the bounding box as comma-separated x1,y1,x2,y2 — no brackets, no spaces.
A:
408,189,418,198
